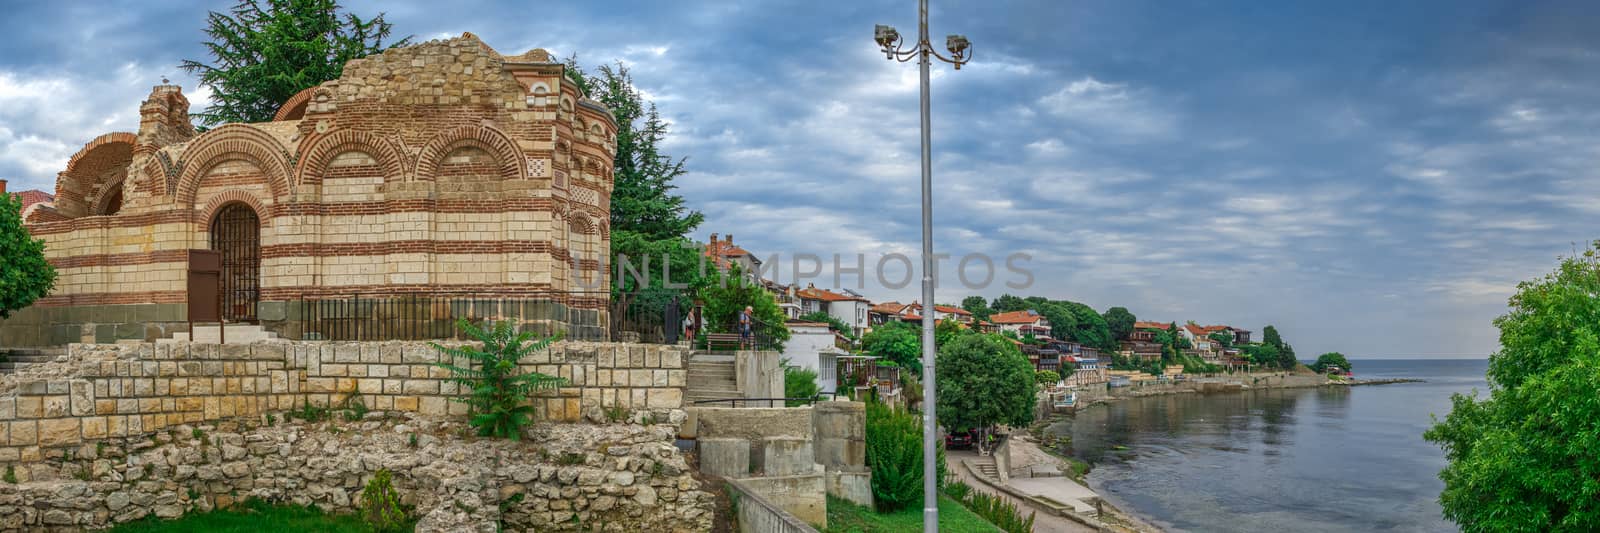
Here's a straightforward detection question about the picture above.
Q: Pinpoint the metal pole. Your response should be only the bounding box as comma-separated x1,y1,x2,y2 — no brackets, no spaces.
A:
917,0,939,530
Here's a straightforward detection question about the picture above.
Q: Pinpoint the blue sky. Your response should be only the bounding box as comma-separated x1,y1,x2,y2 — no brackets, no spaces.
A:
2,1,1596,359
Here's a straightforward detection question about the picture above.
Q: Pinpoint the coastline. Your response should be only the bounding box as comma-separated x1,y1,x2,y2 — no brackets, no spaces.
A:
1036,373,1430,531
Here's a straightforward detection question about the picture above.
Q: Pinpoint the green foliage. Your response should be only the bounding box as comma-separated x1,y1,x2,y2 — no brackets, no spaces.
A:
431,320,566,440
783,362,820,407
109,498,391,532
1169,323,1192,350
1425,243,1600,532
359,468,407,533
823,494,1000,533
990,294,1028,313
1208,331,1234,349
1261,325,1297,368
340,390,369,421
0,191,55,318
1311,352,1352,373
936,334,1036,433
179,0,410,125
1034,370,1060,387
698,266,790,349
799,311,856,341
960,296,993,321
862,320,922,373
1,465,12,484
934,318,968,348
865,400,945,512
556,452,587,466
1102,307,1137,341
290,403,331,422
945,482,1037,533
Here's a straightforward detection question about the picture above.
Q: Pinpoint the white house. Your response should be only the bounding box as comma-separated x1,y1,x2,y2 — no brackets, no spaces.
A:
796,284,871,338
989,309,1053,337
780,321,847,394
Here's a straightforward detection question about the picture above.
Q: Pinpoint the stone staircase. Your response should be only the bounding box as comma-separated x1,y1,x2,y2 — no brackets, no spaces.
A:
0,348,65,374
972,458,1001,483
161,323,280,344
685,353,742,406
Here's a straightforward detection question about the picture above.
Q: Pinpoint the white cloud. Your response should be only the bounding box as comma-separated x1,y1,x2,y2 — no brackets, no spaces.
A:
1037,76,1178,142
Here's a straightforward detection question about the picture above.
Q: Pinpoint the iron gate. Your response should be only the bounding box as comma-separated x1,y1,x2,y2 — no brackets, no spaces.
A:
209,203,260,322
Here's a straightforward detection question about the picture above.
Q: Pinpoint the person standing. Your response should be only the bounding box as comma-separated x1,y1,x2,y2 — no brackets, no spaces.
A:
739,305,754,350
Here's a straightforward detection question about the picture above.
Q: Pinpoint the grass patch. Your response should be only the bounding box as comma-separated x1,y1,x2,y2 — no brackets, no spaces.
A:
108,498,406,533
823,494,999,533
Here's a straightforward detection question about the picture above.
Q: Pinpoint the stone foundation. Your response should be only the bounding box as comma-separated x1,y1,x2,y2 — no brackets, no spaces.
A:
0,415,714,532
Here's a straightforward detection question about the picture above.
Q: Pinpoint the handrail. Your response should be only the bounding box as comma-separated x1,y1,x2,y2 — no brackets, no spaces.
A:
691,393,832,408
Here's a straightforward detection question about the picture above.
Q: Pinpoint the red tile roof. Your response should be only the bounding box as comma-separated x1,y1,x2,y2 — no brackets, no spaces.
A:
989,310,1045,324
796,286,867,302
1134,321,1173,330
872,301,911,315
933,305,970,316
1184,324,1234,337
15,190,52,211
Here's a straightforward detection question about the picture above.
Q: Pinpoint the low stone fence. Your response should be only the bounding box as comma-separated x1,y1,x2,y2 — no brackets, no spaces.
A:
0,414,714,531
727,477,819,533
692,401,871,530
0,340,689,462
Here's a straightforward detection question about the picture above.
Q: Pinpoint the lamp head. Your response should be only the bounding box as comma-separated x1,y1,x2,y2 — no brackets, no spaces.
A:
946,34,970,56
875,24,901,50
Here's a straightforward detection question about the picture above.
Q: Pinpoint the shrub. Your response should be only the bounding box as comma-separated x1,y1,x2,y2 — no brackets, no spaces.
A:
1034,370,1060,387
359,468,407,533
783,363,820,407
964,487,1036,533
865,399,945,512
432,320,566,440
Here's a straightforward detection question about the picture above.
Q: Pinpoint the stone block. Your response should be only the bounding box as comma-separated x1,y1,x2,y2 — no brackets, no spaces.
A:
8,421,36,446
81,417,107,440
762,437,817,476
69,381,94,416
697,438,751,478
419,396,447,416
647,388,683,409
14,397,41,419
38,418,81,447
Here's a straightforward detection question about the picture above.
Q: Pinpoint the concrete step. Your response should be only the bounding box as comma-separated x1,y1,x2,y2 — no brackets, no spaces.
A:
161,324,280,344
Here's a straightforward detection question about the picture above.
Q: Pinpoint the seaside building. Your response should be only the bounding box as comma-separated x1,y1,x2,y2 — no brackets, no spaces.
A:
1,34,617,346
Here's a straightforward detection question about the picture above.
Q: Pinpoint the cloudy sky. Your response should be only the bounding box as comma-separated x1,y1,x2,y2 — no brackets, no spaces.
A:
3,1,1596,358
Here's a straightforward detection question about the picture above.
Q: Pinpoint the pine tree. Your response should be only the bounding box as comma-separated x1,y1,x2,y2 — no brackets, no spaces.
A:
180,0,410,125
431,320,565,440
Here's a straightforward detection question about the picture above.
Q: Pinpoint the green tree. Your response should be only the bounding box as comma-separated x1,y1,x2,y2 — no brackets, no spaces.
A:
960,295,993,321
1102,307,1137,341
798,310,856,341
783,362,820,407
1208,331,1234,349
865,400,945,512
431,321,565,440
698,267,789,349
1425,242,1600,532
862,320,922,373
1034,370,1061,387
1169,323,1192,350
0,192,55,318
937,334,1036,433
180,0,409,125
935,318,968,347
1310,352,1351,374
991,294,1028,313
1262,325,1297,368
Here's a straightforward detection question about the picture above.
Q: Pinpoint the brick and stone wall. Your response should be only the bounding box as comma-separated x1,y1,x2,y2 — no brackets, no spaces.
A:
0,340,688,461
2,33,618,347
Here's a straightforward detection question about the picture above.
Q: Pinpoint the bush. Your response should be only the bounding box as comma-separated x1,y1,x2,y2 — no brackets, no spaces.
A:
783,363,820,407
964,487,1036,533
359,468,407,533
1034,370,1060,387
1311,352,1352,373
866,400,945,512
432,320,566,440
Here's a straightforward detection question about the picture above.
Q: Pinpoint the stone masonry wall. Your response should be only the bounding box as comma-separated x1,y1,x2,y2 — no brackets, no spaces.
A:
0,413,714,532
0,340,688,463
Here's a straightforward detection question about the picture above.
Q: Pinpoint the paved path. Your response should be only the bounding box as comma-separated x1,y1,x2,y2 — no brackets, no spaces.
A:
946,449,1095,533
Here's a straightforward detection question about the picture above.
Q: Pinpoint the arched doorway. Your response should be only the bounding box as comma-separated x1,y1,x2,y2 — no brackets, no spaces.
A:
209,203,261,322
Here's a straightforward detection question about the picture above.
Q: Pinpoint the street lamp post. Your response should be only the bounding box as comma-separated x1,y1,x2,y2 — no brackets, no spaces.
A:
875,2,971,531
